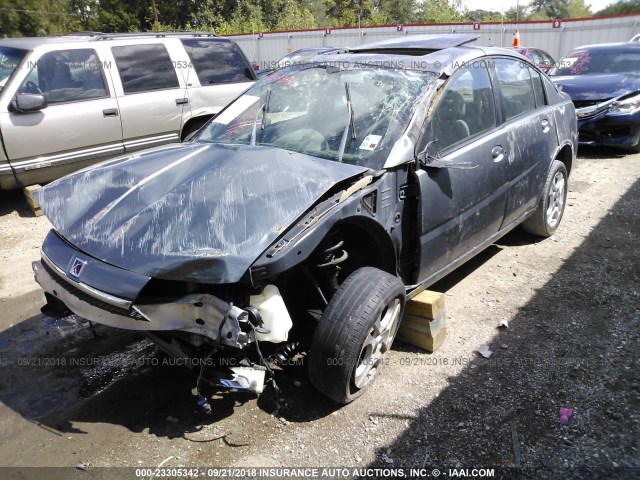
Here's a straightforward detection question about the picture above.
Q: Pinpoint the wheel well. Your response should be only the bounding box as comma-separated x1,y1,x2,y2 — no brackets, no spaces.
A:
180,115,213,141
326,219,397,279
556,143,573,174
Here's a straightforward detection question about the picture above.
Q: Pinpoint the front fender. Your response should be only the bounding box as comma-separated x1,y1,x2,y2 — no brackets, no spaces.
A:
247,171,404,285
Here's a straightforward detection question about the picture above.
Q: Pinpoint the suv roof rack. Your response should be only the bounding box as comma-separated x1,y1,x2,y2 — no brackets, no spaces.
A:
350,34,479,53
59,31,217,40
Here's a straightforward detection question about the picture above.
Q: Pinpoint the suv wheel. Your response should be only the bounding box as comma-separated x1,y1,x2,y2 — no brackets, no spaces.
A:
308,267,405,404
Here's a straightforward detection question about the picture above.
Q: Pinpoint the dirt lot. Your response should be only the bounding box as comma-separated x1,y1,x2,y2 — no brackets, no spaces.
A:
0,148,638,479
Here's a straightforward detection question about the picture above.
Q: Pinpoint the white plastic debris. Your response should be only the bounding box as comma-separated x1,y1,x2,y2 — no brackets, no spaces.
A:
478,345,493,358
498,320,509,328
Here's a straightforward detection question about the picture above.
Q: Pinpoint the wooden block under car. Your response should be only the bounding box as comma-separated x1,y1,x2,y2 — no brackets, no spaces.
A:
23,184,43,217
397,290,447,352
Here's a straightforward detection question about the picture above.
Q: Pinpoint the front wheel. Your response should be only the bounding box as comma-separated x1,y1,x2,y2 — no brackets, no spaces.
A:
308,267,405,404
522,159,568,237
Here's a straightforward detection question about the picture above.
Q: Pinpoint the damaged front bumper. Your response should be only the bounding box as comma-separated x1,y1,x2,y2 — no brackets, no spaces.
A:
576,99,640,150
32,232,250,348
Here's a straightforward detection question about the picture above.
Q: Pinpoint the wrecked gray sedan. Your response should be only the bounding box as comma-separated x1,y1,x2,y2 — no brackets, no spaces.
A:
33,35,577,404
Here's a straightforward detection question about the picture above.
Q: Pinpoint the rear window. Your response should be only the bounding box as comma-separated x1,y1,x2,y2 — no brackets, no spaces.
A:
530,67,547,107
494,58,536,121
550,48,640,76
112,44,179,93
0,46,27,91
181,39,253,85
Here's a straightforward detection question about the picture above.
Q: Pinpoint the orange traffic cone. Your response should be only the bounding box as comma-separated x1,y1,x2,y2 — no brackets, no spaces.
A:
513,29,521,47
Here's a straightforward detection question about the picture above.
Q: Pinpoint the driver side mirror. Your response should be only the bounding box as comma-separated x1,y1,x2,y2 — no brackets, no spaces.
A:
9,93,48,113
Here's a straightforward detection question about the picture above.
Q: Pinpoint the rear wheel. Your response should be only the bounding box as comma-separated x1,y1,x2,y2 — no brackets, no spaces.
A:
522,160,568,237
308,267,405,404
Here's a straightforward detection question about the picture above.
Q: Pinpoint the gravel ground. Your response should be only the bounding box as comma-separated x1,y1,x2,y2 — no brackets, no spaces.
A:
0,147,638,480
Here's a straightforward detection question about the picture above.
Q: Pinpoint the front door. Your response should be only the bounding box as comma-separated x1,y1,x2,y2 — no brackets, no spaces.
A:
417,64,509,280
0,47,123,185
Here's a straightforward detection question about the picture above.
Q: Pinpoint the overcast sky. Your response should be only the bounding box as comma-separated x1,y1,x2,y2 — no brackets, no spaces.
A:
461,0,616,14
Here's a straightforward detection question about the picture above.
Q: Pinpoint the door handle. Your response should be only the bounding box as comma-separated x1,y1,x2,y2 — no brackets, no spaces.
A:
175,98,189,106
491,145,504,163
541,119,550,133
102,108,119,117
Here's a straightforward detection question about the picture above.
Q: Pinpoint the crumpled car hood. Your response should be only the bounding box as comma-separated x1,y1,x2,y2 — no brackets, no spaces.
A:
35,142,367,283
551,72,640,101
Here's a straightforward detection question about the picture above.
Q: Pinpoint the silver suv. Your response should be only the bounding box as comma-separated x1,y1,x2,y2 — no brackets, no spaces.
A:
0,32,255,190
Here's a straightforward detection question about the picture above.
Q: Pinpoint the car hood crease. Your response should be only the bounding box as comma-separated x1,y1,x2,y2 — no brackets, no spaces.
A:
34,143,368,283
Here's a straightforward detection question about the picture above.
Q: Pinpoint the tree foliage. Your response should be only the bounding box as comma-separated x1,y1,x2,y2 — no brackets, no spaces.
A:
596,0,640,15
0,0,624,36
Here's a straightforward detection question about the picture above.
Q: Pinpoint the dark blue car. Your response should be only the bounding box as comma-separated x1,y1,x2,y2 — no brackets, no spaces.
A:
550,42,640,152
32,35,577,405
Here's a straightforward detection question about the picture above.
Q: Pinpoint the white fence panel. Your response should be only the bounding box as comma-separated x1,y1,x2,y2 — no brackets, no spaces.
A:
231,14,640,68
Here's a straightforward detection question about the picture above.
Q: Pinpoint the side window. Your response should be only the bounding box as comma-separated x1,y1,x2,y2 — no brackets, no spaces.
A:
529,67,547,107
538,50,555,67
529,50,547,66
112,44,179,94
180,39,254,84
18,49,107,104
432,65,496,152
494,58,536,121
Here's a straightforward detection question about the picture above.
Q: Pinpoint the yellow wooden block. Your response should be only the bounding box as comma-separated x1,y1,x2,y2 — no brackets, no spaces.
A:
23,184,43,216
397,290,447,352
397,320,447,353
405,290,445,319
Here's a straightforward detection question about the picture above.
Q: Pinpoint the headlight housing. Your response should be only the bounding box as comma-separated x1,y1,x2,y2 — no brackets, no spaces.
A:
609,93,640,114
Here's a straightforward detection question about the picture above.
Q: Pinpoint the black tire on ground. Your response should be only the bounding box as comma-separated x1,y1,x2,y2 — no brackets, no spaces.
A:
522,159,568,237
627,142,640,154
308,266,405,404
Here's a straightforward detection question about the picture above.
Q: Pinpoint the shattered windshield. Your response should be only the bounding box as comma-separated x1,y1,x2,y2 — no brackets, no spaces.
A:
195,63,434,169
0,46,27,91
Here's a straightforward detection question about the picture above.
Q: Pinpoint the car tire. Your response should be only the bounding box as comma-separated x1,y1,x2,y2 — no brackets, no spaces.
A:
522,159,568,237
627,142,640,154
308,266,405,404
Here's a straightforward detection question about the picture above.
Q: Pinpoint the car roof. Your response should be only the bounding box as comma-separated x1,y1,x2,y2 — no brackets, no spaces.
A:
567,42,640,52
322,35,529,76
290,47,340,53
351,34,479,51
0,32,225,51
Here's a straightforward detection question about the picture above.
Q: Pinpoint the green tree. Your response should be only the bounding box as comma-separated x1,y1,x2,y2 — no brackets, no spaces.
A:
530,0,590,18
275,0,317,30
466,9,503,22
325,0,374,27
596,0,640,14
503,4,528,21
416,0,464,23
0,0,77,37
95,0,141,32
376,0,417,24
530,0,566,18
567,0,590,18
215,1,267,34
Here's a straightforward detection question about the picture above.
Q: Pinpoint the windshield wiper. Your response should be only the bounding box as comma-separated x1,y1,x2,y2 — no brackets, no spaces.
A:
259,88,271,144
336,82,356,163
250,88,271,146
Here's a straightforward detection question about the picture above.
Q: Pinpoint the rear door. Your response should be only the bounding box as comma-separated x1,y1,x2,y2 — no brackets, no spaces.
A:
0,46,123,185
491,58,558,227
108,41,189,152
417,63,510,279
180,38,255,119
